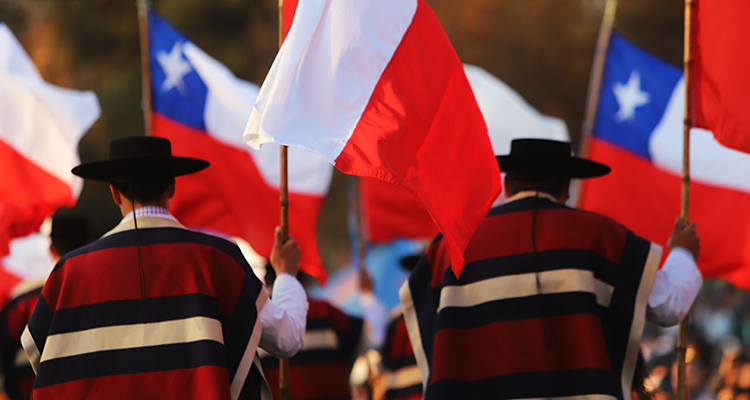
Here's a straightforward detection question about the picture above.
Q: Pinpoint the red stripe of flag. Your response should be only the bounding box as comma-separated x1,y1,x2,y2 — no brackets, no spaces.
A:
154,115,326,283
692,0,750,154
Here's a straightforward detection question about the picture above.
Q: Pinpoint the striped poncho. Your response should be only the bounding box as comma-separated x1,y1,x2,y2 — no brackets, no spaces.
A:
401,195,661,400
22,216,268,400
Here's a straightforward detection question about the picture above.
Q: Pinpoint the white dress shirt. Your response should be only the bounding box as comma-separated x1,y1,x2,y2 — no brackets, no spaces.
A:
258,273,308,358
647,247,703,327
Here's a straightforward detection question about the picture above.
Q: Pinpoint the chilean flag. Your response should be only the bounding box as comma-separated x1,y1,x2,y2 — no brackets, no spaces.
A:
0,21,99,257
692,0,750,154
244,0,501,276
579,32,750,289
361,64,570,243
148,12,332,283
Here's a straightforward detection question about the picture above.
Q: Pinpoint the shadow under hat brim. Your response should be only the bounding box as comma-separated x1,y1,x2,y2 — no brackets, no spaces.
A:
497,155,611,178
72,156,210,181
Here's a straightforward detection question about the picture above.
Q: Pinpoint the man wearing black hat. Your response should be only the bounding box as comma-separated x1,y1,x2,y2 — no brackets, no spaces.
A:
20,137,308,400
400,139,702,400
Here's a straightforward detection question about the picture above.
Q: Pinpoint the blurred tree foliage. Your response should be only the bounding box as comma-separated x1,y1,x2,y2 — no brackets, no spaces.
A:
0,0,684,271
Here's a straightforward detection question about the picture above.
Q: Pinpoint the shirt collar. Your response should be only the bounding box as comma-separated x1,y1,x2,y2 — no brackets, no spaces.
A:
123,206,178,223
505,190,559,204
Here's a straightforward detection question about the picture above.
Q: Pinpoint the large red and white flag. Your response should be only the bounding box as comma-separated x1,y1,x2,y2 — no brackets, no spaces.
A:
0,21,100,256
692,0,750,154
245,0,501,276
148,13,332,283
361,64,570,243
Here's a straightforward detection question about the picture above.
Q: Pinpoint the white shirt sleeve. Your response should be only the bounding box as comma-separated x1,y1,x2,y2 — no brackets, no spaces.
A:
358,292,388,350
258,273,309,358
646,247,703,327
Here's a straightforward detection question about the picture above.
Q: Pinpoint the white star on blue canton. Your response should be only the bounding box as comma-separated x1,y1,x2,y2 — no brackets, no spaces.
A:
157,42,192,95
613,70,650,122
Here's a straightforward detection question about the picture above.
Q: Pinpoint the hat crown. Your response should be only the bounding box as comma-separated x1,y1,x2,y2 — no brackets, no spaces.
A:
109,137,172,160
509,139,572,159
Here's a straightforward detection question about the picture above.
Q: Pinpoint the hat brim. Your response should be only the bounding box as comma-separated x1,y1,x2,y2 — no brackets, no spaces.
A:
72,156,210,181
497,155,610,178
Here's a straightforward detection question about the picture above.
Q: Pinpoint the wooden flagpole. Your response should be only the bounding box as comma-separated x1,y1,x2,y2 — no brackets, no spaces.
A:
136,0,153,137
579,0,618,156
353,177,372,292
277,1,291,399
571,0,617,207
676,0,694,399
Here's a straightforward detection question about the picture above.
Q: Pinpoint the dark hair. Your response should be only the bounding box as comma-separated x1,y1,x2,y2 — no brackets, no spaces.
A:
111,176,174,205
505,172,569,198
50,214,90,256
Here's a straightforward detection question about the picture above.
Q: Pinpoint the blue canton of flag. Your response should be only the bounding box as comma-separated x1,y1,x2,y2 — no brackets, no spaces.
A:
148,12,207,131
594,32,682,160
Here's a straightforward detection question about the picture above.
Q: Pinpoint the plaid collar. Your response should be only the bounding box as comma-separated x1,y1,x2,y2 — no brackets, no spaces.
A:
123,206,178,223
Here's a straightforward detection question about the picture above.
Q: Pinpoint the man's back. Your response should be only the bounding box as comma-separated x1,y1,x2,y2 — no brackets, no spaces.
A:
23,216,268,400
401,195,661,400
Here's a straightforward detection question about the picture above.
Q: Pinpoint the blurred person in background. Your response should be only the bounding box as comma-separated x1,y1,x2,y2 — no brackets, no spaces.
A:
373,254,422,400
260,265,386,400
401,139,703,400
0,214,89,400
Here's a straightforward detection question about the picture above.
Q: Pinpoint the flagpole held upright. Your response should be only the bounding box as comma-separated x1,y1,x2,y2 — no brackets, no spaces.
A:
137,0,153,137
277,0,292,399
580,0,618,153
676,0,694,399
353,177,372,292
571,0,617,208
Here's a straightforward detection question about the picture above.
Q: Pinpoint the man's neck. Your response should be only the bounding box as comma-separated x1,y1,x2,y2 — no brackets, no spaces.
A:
506,190,559,203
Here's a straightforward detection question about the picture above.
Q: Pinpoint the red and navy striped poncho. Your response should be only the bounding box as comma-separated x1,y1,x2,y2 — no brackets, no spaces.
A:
0,280,44,400
21,216,269,400
259,298,364,400
380,307,422,400
400,196,661,400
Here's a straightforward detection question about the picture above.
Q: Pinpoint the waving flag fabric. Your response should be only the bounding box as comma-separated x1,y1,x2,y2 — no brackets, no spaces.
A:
148,12,332,283
0,21,99,256
361,64,569,243
692,0,750,154
282,0,299,41
579,32,750,289
244,0,501,277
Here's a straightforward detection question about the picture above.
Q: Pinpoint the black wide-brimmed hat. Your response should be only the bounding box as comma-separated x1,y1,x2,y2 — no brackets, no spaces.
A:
72,136,209,181
496,139,610,178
